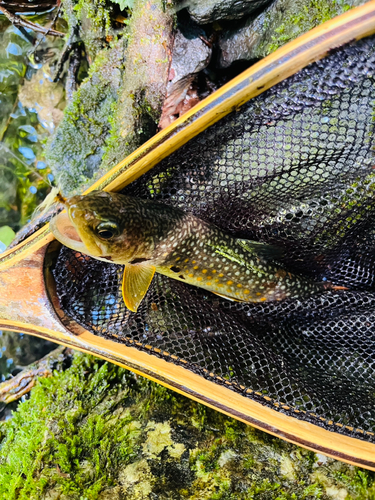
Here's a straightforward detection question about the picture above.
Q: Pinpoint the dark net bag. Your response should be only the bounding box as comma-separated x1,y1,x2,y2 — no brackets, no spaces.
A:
54,35,375,442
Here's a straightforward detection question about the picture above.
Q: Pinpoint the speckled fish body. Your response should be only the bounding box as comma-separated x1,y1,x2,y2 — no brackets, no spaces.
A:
50,191,329,311
157,221,325,303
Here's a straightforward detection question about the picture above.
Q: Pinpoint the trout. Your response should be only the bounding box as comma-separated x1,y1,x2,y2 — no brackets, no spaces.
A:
50,191,339,312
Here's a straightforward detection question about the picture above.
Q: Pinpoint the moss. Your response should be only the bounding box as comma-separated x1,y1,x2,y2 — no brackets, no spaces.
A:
0,355,137,499
100,0,174,172
73,0,112,35
45,38,126,196
62,0,116,62
259,0,363,57
1,352,375,498
45,0,174,197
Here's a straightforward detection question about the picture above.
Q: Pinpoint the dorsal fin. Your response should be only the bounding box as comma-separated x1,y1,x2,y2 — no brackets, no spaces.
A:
237,239,284,261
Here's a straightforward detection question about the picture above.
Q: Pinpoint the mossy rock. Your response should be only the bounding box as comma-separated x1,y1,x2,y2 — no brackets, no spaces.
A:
45,40,126,196
0,352,374,499
45,0,174,197
219,0,368,67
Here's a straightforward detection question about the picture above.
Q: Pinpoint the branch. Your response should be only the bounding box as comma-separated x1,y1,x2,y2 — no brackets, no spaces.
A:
0,5,65,37
0,345,71,405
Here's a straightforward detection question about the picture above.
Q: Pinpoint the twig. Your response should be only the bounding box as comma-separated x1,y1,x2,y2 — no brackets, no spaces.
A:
0,345,71,404
0,1,55,12
53,24,80,82
32,3,62,54
65,42,81,100
0,5,65,37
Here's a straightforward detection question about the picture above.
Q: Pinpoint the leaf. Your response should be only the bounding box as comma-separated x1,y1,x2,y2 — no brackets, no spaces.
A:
111,0,134,11
0,225,15,249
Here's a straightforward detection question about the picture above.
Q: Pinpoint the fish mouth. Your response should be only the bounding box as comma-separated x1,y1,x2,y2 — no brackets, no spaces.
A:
50,211,89,254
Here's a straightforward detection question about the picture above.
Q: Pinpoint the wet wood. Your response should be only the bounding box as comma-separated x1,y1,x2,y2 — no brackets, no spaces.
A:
0,5,64,37
0,0,56,13
0,345,69,404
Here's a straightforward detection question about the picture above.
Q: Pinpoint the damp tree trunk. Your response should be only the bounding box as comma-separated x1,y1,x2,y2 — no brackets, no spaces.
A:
1,0,374,498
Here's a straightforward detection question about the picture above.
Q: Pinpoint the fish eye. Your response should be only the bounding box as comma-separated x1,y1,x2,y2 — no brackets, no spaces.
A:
96,222,120,240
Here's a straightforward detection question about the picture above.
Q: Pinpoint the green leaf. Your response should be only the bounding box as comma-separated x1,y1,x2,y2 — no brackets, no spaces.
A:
110,0,134,11
0,225,15,248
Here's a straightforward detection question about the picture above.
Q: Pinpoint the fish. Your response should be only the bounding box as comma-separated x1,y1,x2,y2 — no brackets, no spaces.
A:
50,191,343,312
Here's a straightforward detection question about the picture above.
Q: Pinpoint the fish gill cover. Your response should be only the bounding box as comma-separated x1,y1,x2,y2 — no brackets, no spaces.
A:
53,35,375,441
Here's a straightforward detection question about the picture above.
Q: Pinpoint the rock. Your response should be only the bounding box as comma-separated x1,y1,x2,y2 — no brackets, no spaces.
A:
45,40,125,196
169,26,211,84
46,0,175,197
181,0,272,24
0,352,373,498
219,0,368,68
159,23,212,129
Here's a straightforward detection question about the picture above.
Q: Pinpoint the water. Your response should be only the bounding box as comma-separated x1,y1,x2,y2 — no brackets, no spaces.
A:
0,13,65,380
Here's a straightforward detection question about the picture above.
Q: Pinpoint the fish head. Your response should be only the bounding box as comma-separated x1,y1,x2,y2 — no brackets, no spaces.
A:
50,191,140,264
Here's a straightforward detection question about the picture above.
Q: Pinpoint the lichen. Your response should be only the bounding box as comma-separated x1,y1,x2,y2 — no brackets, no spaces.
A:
1,351,374,499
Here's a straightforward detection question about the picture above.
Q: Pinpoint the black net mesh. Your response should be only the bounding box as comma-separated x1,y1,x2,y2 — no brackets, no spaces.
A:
53,35,375,441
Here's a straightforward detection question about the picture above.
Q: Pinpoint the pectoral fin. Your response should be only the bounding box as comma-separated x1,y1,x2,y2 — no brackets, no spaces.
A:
122,263,156,312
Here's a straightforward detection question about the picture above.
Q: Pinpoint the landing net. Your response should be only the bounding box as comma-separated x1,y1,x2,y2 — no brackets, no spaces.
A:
54,35,375,441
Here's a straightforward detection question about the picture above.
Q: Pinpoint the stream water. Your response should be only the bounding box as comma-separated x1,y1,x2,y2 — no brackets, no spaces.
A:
0,13,65,383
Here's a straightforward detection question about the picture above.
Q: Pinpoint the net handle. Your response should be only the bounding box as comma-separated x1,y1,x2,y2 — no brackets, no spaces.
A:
1,2,375,470
1,237,375,471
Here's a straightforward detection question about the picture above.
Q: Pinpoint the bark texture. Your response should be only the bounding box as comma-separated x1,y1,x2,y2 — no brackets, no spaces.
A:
45,0,175,196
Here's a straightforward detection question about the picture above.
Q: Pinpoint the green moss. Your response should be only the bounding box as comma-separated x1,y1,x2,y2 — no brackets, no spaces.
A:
45,38,126,196
73,0,112,35
62,0,117,62
261,0,360,56
1,352,375,499
0,355,138,499
46,0,173,197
